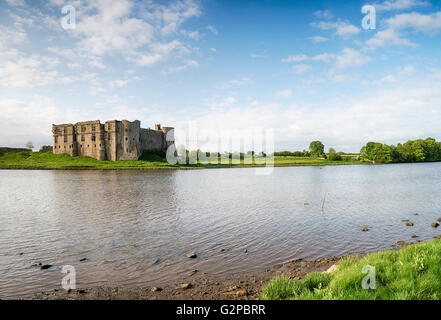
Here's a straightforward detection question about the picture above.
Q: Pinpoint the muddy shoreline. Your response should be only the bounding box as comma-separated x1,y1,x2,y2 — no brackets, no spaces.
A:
20,255,351,300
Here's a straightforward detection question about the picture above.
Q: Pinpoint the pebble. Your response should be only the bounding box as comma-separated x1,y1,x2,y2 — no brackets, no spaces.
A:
176,283,192,290
151,287,162,292
431,222,440,228
361,227,369,232
405,221,414,226
186,252,197,259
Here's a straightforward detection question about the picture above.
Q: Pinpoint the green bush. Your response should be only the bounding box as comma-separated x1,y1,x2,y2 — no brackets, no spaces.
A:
327,153,342,161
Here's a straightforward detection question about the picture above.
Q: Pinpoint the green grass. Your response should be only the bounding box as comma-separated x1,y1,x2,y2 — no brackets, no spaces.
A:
262,240,441,300
0,151,364,170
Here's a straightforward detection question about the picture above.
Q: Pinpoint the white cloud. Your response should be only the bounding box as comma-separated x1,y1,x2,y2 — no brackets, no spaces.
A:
281,54,309,63
206,25,218,35
365,28,416,49
177,78,441,151
109,79,130,87
129,40,190,66
5,0,26,6
0,24,27,47
228,77,251,86
309,35,329,43
141,0,202,35
314,20,361,38
292,64,311,74
275,89,293,99
162,59,199,74
313,10,333,19
282,53,335,65
216,77,252,89
374,0,430,11
208,96,237,109
251,53,266,58
0,54,58,88
42,0,203,70
386,11,441,32
334,48,372,70
0,97,95,148
334,23,361,37
73,1,154,56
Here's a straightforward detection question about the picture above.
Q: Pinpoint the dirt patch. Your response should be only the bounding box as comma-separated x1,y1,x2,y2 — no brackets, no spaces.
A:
26,256,346,300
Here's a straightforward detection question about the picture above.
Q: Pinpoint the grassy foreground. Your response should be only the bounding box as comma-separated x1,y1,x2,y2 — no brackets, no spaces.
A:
262,240,441,300
0,151,363,169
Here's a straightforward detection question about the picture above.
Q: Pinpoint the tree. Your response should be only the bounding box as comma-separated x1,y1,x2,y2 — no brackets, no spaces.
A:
25,141,34,150
327,147,342,161
309,141,325,157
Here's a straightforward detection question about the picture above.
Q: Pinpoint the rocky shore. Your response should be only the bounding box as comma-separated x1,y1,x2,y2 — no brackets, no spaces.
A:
27,256,345,300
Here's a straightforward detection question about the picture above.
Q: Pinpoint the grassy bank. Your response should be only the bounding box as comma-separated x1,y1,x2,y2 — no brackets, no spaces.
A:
262,240,441,300
0,151,364,170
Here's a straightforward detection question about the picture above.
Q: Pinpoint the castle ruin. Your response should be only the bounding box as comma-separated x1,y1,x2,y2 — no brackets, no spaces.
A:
52,120,174,161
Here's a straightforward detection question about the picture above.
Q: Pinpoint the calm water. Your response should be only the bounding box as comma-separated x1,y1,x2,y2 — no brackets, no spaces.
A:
1,164,441,297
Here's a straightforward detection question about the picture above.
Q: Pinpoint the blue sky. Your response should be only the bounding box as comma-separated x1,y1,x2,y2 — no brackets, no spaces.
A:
1,0,441,152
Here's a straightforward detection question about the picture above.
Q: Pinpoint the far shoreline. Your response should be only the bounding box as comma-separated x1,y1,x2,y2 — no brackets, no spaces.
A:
0,162,372,171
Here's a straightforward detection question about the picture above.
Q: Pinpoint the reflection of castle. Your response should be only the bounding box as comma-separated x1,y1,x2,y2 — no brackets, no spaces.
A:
52,120,174,161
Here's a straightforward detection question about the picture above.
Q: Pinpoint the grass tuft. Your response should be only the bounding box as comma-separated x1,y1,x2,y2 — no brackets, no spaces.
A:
262,240,441,300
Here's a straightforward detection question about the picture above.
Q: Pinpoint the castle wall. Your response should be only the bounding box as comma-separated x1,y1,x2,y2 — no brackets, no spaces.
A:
52,120,173,161
52,124,76,157
74,120,105,160
140,128,165,152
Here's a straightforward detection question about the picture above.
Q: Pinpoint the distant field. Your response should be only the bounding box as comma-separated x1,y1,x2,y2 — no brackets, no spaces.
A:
0,151,364,170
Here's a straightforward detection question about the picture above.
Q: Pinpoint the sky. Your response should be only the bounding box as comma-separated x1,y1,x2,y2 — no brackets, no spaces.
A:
1,0,441,152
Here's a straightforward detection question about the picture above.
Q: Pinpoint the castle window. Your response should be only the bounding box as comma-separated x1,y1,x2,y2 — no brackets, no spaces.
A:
82,126,86,132
125,137,128,141
94,144,96,148
64,136,68,142
126,148,128,152
81,135,85,142
64,127,67,134
92,125,96,132
92,135,96,142
54,136,58,143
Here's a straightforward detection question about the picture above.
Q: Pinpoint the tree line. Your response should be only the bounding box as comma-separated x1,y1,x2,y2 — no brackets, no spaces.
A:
360,138,441,163
274,141,345,161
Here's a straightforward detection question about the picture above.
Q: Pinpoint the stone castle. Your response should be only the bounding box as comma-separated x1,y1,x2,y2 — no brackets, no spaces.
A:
52,120,174,161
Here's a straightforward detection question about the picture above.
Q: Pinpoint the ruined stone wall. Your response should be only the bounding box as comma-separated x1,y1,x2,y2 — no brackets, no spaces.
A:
74,121,106,160
52,119,174,161
52,123,76,157
140,128,165,152
116,120,141,160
